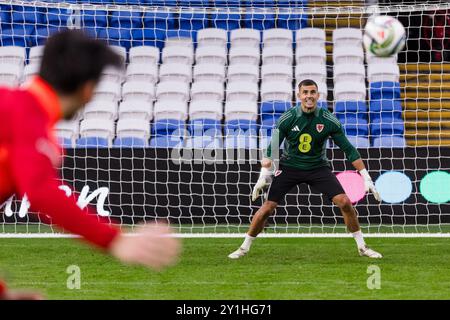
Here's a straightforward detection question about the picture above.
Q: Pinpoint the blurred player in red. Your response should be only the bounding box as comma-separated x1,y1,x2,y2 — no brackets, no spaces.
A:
0,30,180,300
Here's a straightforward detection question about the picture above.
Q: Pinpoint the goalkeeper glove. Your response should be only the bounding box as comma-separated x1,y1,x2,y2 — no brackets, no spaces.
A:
359,169,381,201
252,167,273,202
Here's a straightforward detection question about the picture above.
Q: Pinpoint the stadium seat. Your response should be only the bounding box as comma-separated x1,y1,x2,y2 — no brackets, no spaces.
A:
129,45,160,65
260,81,293,102
188,118,222,137
0,46,26,65
122,81,155,102
229,28,261,48
152,118,185,136
260,101,292,114
109,45,127,64
118,100,153,121
101,66,125,84
332,28,363,48
32,26,67,46
28,45,44,64
369,81,401,100
295,28,325,49
338,115,369,136
165,30,195,49
226,81,258,102
126,63,158,84
23,63,39,83
0,64,22,87
333,46,364,65
334,64,366,83
97,28,134,50
78,118,115,148
162,45,194,65
227,64,259,82
195,46,227,65
190,81,224,102
372,135,406,148
179,12,209,32
262,46,293,65
185,135,223,149
153,100,188,121
296,46,326,65
149,135,184,148
334,101,368,117
83,100,118,120
55,120,79,148
197,28,228,48
115,118,150,146
110,10,143,29
261,64,292,83
224,130,258,149
346,135,370,148
143,12,175,32
45,7,75,29
113,137,147,147
189,100,223,120
370,118,405,136
367,63,400,83
10,5,45,34
277,12,308,30
156,81,190,102
81,10,108,37
334,81,366,101
317,100,328,109
262,28,293,48
193,64,226,82
224,100,258,121
369,100,403,121
159,63,192,84
295,63,327,83
0,26,32,47
244,12,275,30
228,46,260,66
366,51,398,65
131,28,166,49
225,119,258,132
211,12,241,31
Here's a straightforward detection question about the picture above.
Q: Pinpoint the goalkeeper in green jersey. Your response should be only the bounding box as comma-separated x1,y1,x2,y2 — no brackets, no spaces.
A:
228,79,383,259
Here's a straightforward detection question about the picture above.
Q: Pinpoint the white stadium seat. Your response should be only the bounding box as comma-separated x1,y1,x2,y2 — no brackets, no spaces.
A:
159,63,192,84
190,81,224,102
189,100,223,120
79,118,115,145
261,64,292,83
367,63,400,82
227,64,259,83
229,28,261,48
0,64,22,87
122,81,155,102
101,66,125,84
296,46,326,65
195,46,227,65
228,46,260,66
332,28,363,48
129,46,160,65
0,46,26,65
110,45,127,64
118,100,153,121
260,81,293,102
263,28,293,48
162,46,194,65
55,120,79,144
224,100,258,121
295,63,327,83
334,81,366,101
334,64,366,83
23,63,39,83
193,63,226,83
262,46,293,65
126,63,158,84
83,100,118,120
226,81,258,102
29,45,44,65
153,100,188,120
93,81,121,102
333,46,364,65
197,28,228,48
366,51,398,64
296,28,326,48
156,81,190,102
165,35,194,50
116,118,150,141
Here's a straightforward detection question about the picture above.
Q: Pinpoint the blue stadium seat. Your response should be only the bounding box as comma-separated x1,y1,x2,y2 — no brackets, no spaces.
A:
346,135,370,148
113,137,147,148
244,12,275,30
149,135,184,148
0,26,32,47
370,118,405,136
110,11,143,29
131,29,166,49
261,101,291,114
214,0,242,7
372,135,406,148
276,13,308,30
97,28,134,50
31,26,65,46
76,137,110,148
317,100,328,110
10,5,45,34
211,13,241,31
58,137,74,149
369,99,403,121
369,81,401,100
188,119,222,137
225,119,258,132
334,101,368,114
152,119,185,136
339,115,369,136
45,8,73,28
277,0,308,7
81,10,108,38
143,12,175,30
180,12,210,31
260,113,282,134
142,0,178,5
185,135,224,149
0,5,11,27
225,130,258,149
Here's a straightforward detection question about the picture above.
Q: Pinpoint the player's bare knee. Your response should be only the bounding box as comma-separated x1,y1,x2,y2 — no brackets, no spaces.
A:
261,201,277,217
333,194,352,212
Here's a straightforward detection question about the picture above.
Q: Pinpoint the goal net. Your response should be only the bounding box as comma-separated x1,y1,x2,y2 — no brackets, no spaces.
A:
1,0,450,237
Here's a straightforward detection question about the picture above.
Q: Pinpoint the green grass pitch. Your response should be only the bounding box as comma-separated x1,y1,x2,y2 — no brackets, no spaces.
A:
1,237,450,299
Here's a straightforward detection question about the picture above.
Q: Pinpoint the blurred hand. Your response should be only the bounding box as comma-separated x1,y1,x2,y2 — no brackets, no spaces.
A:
0,290,44,300
109,223,181,271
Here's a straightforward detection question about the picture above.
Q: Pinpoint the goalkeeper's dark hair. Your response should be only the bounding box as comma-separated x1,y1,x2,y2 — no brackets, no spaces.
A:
39,29,123,95
298,79,318,91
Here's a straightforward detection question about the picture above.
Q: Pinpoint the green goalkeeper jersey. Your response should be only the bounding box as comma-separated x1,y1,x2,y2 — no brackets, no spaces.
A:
265,105,361,170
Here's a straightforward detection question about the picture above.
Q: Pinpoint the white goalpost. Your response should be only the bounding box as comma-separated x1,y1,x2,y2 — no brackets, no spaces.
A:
1,0,450,238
